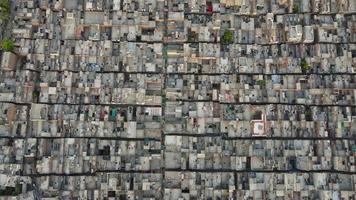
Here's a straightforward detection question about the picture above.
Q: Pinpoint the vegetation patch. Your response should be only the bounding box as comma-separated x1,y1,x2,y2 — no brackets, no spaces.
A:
292,4,299,13
0,0,10,20
0,38,15,51
256,80,266,86
300,58,311,72
0,183,22,196
221,30,233,44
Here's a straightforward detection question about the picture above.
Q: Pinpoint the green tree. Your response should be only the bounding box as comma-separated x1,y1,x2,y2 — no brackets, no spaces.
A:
0,0,9,9
300,58,310,72
0,38,15,51
0,0,10,20
221,30,233,44
292,4,299,13
0,183,22,196
256,80,266,86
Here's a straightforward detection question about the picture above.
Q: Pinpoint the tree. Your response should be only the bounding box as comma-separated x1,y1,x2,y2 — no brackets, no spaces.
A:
0,0,10,20
221,30,233,44
0,38,15,51
256,80,266,86
32,90,40,98
0,0,9,9
0,183,22,196
300,58,310,72
292,4,299,13
252,111,263,120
